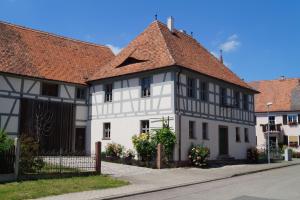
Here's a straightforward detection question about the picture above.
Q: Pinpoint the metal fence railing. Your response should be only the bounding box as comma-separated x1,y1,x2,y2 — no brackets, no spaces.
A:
0,146,15,174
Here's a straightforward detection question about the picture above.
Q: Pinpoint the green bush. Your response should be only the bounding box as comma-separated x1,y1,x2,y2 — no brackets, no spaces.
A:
153,127,176,160
19,134,45,173
132,133,156,162
292,150,300,158
189,145,210,167
247,147,259,162
0,129,14,153
124,149,135,160
105,143,124,159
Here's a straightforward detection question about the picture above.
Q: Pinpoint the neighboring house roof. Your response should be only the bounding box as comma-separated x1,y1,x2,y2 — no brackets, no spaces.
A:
0,21,114,85
249,78,300,113
89,20,256,92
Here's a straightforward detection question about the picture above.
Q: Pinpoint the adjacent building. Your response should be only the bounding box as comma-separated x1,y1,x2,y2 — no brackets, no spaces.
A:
0,18,257,161
249,77,300,151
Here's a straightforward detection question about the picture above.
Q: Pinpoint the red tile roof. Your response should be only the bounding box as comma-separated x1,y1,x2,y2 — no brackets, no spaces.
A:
89,21,256,92
0,21,114,85
249,78,300,112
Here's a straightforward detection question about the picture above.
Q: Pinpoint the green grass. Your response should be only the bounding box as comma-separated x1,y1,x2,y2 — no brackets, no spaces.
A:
0,175,129,200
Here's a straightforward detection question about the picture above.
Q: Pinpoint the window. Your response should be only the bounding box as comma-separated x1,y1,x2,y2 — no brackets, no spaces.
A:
41,82,59,97
268,116,275,125
243,94,249,111
141,77,151,97
141,120,150,133
187,77,195,98
244,128,249,143
202,122,208,140
200,82,208,101
288,114,298,125
233,91,240,108
220,87,227,106
104,84,113,102
288,136,299,148
103,123,111,139
236,127,241,142
189,121,195,139
76,87,86,100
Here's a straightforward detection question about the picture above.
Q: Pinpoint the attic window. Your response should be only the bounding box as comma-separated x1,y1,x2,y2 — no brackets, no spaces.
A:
117,57,146,67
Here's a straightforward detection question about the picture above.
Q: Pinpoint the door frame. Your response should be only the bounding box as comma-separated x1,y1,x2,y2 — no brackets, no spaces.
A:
218,125,229,156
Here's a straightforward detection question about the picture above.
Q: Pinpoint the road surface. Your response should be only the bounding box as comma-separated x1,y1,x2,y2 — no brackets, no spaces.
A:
117,165,300,200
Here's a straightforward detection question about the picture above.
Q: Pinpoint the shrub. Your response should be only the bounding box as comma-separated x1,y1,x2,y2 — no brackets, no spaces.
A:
188,145,210,167
124,149,135,160
132,133,156,162
247,147,259,162
19,134,45,173
0,129,14,153
105,143,124,159
292,150,300,158
153,127,176,161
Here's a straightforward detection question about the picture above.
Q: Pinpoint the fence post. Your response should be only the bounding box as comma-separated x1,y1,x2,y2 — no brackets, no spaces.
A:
14,138,20,179
157,143,163,169
95,142,101,174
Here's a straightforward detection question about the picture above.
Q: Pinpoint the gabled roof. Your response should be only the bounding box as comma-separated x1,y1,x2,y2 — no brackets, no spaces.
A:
249,78,300,113
0,21,114,85
89,21,255,92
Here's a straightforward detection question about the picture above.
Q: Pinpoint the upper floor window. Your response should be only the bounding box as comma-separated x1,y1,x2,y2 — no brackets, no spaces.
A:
288,114,298,124
243,94,249,111
244,128,249,143
76,87,86,100
220,87,227,106
103,123,111,139
187,77,195,98
236,127,241,142
141,120,150,133
41,82,59,97
189,121,195,139
233,91,240,108
104,84,113,102
200,82,208,101
202,122,208,140
141,77,151,97
268,116,275,125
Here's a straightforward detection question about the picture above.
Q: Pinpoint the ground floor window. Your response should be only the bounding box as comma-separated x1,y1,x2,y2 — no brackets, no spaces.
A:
236,127,241,142
189,121,195,139
103,123,111,139
244,128,249,143
202,122,208,140
141,120,150,133
288,136,299,147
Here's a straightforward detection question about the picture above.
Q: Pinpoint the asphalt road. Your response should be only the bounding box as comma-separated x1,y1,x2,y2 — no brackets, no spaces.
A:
116,165,300,200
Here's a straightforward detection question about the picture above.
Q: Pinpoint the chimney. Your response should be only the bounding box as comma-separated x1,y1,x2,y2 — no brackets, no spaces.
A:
220,49,223,64
167,16,174,32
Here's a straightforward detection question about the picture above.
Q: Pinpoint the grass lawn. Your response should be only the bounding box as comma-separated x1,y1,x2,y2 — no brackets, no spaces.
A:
0,175,129,200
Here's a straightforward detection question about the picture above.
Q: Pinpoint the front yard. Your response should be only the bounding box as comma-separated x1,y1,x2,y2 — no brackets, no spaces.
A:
0,175,128,200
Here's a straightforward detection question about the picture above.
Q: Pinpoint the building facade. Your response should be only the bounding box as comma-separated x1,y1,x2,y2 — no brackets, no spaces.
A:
0,18,257,161
249,77,300,151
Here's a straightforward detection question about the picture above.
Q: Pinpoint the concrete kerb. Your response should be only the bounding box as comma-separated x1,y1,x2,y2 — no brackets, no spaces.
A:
99,162,300,200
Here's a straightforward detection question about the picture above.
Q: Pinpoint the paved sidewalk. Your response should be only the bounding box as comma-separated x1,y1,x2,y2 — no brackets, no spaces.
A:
38,159,300,200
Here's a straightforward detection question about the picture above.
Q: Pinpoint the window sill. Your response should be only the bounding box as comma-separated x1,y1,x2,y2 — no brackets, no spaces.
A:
189,137,197,140
203,138,209,141
141,96,151,98
102,138,111,140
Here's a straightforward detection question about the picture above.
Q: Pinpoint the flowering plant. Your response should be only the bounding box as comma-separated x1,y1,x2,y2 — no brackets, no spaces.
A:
188,145,210,167
132,133,156,161
105,143,124,159
124,149,136,160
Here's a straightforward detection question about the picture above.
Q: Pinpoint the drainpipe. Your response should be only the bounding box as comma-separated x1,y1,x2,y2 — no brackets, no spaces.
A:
176,68,182,162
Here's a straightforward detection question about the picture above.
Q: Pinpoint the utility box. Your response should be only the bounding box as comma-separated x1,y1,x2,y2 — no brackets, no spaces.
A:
285,148,292,161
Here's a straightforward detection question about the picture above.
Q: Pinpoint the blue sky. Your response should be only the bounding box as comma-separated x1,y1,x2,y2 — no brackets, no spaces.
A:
1,0,300,82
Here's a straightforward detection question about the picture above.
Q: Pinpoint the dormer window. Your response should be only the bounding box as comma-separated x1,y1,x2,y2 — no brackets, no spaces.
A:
141,77,151,97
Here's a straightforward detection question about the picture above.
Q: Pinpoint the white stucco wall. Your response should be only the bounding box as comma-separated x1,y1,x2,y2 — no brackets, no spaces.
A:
177,115,256,160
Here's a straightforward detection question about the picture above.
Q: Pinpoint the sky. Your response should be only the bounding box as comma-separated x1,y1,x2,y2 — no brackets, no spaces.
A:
0,0,300,82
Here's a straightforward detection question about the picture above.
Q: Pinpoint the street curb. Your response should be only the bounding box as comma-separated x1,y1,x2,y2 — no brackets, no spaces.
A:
99,162,300,200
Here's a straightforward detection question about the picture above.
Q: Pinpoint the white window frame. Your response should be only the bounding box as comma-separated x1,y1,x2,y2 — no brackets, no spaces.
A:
140,120,150,133
103,123,111,139
288,114,298,123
